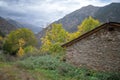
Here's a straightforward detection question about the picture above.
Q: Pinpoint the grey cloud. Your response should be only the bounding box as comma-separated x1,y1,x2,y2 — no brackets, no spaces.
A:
0,0,119,28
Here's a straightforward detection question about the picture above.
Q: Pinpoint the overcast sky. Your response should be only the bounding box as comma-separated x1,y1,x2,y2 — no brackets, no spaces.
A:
0,0,120,27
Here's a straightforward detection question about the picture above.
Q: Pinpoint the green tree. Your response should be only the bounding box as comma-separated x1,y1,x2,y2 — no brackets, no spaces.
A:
3,28,37,55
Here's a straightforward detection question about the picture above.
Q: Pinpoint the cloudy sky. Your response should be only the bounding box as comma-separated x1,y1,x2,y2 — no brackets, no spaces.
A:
0,0,120,27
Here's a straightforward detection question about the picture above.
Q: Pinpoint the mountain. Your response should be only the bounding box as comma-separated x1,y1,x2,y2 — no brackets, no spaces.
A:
37,3,120,40
55,5,99,32
7,19,43,34
6,19,23,28
20,23,43,34
0,16,17,35
54,3,120,32
94,3,120,22
0,6,44,33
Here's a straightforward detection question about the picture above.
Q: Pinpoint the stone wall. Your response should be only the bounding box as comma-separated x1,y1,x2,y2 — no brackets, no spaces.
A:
65,26,120,71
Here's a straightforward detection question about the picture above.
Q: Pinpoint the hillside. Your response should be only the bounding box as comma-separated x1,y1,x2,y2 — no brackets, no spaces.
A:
0,16,43,36
0,17,17,35
55,3,120,32
55,5,99,32
94,3,120,22
7,19,43,33
37,3,120,39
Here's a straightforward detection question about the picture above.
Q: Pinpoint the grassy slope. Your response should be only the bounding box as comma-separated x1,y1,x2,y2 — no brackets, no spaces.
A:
0,62,72,80
0,55,120,80
0,62,35,80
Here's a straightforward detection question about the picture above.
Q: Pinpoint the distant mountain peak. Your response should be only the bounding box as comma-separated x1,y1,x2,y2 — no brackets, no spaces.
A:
110,2,120,4
0,16,43,35
86,4,95,7
6,19,43,34
54,3,120,32
37,3,120,40
81,4,98,10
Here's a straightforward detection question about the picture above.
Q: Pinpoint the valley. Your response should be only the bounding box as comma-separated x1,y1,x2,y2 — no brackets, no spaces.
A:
0,2,120,80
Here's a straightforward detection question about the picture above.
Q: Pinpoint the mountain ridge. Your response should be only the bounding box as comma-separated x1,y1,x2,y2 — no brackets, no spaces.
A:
0,16,43,35
0,16,18,35
54,5,99,32
6,18,43,33
37,3,120,40
55,3,120,32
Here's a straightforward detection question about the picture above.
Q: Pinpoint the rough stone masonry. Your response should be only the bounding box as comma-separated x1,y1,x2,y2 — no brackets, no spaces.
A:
62,22,120,71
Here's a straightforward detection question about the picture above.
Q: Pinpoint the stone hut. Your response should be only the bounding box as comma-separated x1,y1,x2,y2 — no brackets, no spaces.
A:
62,22,120,71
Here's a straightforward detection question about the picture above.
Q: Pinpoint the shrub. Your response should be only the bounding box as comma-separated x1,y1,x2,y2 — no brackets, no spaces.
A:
17,55,60,70
17,55,120,80
0,53,6,62
24,46,38,54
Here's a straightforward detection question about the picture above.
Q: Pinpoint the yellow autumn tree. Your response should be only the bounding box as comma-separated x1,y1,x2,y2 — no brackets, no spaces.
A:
41,17,101,54
78,16,101,34
40,24,68,54
17,38,25,57
41,36,52,53
68,16,101,41
66,31,80,41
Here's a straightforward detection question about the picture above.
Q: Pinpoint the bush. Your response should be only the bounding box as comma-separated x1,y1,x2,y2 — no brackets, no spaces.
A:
0,53,6,62
17,55,60,70
24,46,39,54
0,53,17,62
17,55,120,80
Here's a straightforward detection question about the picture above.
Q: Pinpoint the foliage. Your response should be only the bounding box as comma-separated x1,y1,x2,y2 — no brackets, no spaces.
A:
41,17,101,54
41,36,52,53
0,54,119,80
17,55,120,80
0,53,17,62
49,42,65,55
24,46,38,54
47,24,68,43
67,31,80,41
0,53,6,62
66,16,101,41
22,46,39,58
41,24,68,54
18,55,61,70
78,16,101,34
17,47,24,57
17,38,25,57
3,28,37,55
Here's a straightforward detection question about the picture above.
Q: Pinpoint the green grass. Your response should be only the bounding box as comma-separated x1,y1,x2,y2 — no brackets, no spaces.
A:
0,53,120,80
17,55,120,80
